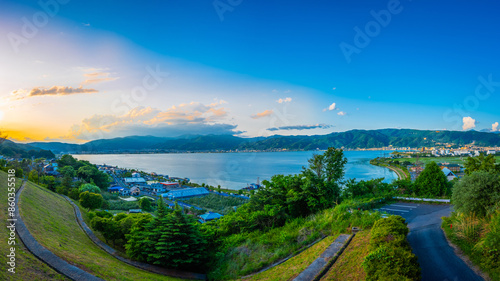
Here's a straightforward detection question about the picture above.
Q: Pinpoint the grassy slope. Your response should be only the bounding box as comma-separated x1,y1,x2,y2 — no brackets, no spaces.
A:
245,235,337,281
320,231,370,281
19,181,184,281
0,172,67,281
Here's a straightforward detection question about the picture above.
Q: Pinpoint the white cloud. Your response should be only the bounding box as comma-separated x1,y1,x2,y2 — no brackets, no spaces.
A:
323,102,336,111
492,122,499,132
66,102,236,141
277,97,292,103
462,116,476,130
337,111,346,116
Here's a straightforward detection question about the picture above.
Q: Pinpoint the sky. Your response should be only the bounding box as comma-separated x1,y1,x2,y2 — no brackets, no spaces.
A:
1,0,499,143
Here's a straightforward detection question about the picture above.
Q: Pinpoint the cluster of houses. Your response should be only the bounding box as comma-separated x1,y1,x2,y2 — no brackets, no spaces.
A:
431,148,498,157
100,165,246,223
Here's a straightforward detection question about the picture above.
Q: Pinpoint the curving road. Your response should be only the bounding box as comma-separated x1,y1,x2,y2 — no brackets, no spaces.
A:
378,203,484,281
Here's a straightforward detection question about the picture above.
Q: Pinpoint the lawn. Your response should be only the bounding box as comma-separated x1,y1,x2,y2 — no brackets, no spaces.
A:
320,231,371,281
245,235,337,281
0,171,68,281
18,180,185,281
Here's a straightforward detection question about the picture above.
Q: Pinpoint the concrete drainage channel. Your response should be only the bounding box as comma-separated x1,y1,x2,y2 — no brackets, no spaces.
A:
293,229,358,281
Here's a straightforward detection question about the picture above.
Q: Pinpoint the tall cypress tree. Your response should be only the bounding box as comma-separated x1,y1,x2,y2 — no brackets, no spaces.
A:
148,202,206,269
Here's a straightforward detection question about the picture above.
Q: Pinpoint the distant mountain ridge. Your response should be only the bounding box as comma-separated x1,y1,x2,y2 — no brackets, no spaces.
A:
24,129,500,154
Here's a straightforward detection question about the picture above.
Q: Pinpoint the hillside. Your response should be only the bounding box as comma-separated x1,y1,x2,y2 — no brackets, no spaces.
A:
24,129,500,154
0,139,54,158
0,172,67,281
18,180,183,280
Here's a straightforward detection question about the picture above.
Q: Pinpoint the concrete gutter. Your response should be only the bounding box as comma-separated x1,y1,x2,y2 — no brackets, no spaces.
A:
293,234,353,281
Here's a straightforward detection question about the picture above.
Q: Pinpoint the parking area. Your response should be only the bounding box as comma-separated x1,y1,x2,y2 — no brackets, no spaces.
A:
375,202,420,218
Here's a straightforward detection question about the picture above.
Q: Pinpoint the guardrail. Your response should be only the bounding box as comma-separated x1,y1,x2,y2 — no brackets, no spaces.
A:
394,197,450,203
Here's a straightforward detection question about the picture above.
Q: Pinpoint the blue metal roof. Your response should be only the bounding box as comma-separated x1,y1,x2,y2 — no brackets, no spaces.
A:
162,187,209,199
200,212,223,221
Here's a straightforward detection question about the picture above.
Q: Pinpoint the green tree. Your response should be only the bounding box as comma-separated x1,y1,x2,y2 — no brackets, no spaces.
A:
79,191,103,211
464,154,499,175
59,165,76,178
43,175,56,191
79,183,101,194
28,170,39,184
452,171,500,217
139,197,153,212
147,202,206,269
414,162,448,197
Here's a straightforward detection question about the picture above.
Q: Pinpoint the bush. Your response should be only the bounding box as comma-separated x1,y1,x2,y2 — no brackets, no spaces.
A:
452,171,500,217
363,245,420,281
369,216,409,250
363,216,420,280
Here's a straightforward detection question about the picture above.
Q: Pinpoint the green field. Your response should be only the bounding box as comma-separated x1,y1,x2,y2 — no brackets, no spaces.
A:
245,235,337,281
396,155,500,165
320,231,370,281
0,171,68,281
18,180,184,281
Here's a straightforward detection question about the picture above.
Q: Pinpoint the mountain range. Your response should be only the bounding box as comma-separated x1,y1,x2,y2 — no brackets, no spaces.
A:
17,129,500,155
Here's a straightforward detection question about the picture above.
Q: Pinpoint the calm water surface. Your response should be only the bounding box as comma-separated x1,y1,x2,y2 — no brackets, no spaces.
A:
74,150,397,190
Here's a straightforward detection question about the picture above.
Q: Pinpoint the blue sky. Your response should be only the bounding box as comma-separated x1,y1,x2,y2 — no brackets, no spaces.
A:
1,0,499,142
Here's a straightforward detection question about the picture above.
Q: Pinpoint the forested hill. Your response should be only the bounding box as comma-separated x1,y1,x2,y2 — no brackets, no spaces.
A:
25,129,500,154
0,139,55,158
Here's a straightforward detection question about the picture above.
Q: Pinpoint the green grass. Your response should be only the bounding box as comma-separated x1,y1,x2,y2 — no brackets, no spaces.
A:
180,193,248,214
19,180,185,281
442,215,500,280
209,205,381,280
0,172,68,281
320,231,370,281
245,235,337,281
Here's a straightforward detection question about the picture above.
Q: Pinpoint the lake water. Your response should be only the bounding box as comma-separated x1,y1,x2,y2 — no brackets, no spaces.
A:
74,150,397,190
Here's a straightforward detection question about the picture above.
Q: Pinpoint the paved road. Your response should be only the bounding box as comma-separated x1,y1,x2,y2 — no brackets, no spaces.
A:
376,203,484,281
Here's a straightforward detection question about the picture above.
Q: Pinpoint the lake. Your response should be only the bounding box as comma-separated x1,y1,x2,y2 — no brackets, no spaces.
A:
74,150,397,190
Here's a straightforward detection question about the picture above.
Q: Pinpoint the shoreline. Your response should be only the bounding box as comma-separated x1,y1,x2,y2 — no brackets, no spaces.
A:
69,148,397,156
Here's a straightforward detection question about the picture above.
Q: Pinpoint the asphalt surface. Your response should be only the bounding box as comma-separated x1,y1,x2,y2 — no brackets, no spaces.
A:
376,202,484,281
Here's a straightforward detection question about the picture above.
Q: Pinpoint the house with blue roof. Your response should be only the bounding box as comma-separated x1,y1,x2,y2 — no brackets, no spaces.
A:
161,187,209,200
442,168,457,181
198,212,223,223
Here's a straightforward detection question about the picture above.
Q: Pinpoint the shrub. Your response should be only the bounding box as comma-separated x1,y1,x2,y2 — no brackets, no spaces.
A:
452,171,500,217
363,245,420,281
363,216,420,280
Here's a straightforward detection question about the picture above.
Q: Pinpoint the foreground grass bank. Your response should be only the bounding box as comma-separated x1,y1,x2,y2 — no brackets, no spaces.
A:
0,172,67,281
320,231,370,281
209,205,381,280
245,235,337,281
442,214,500,280
19,181,184,281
